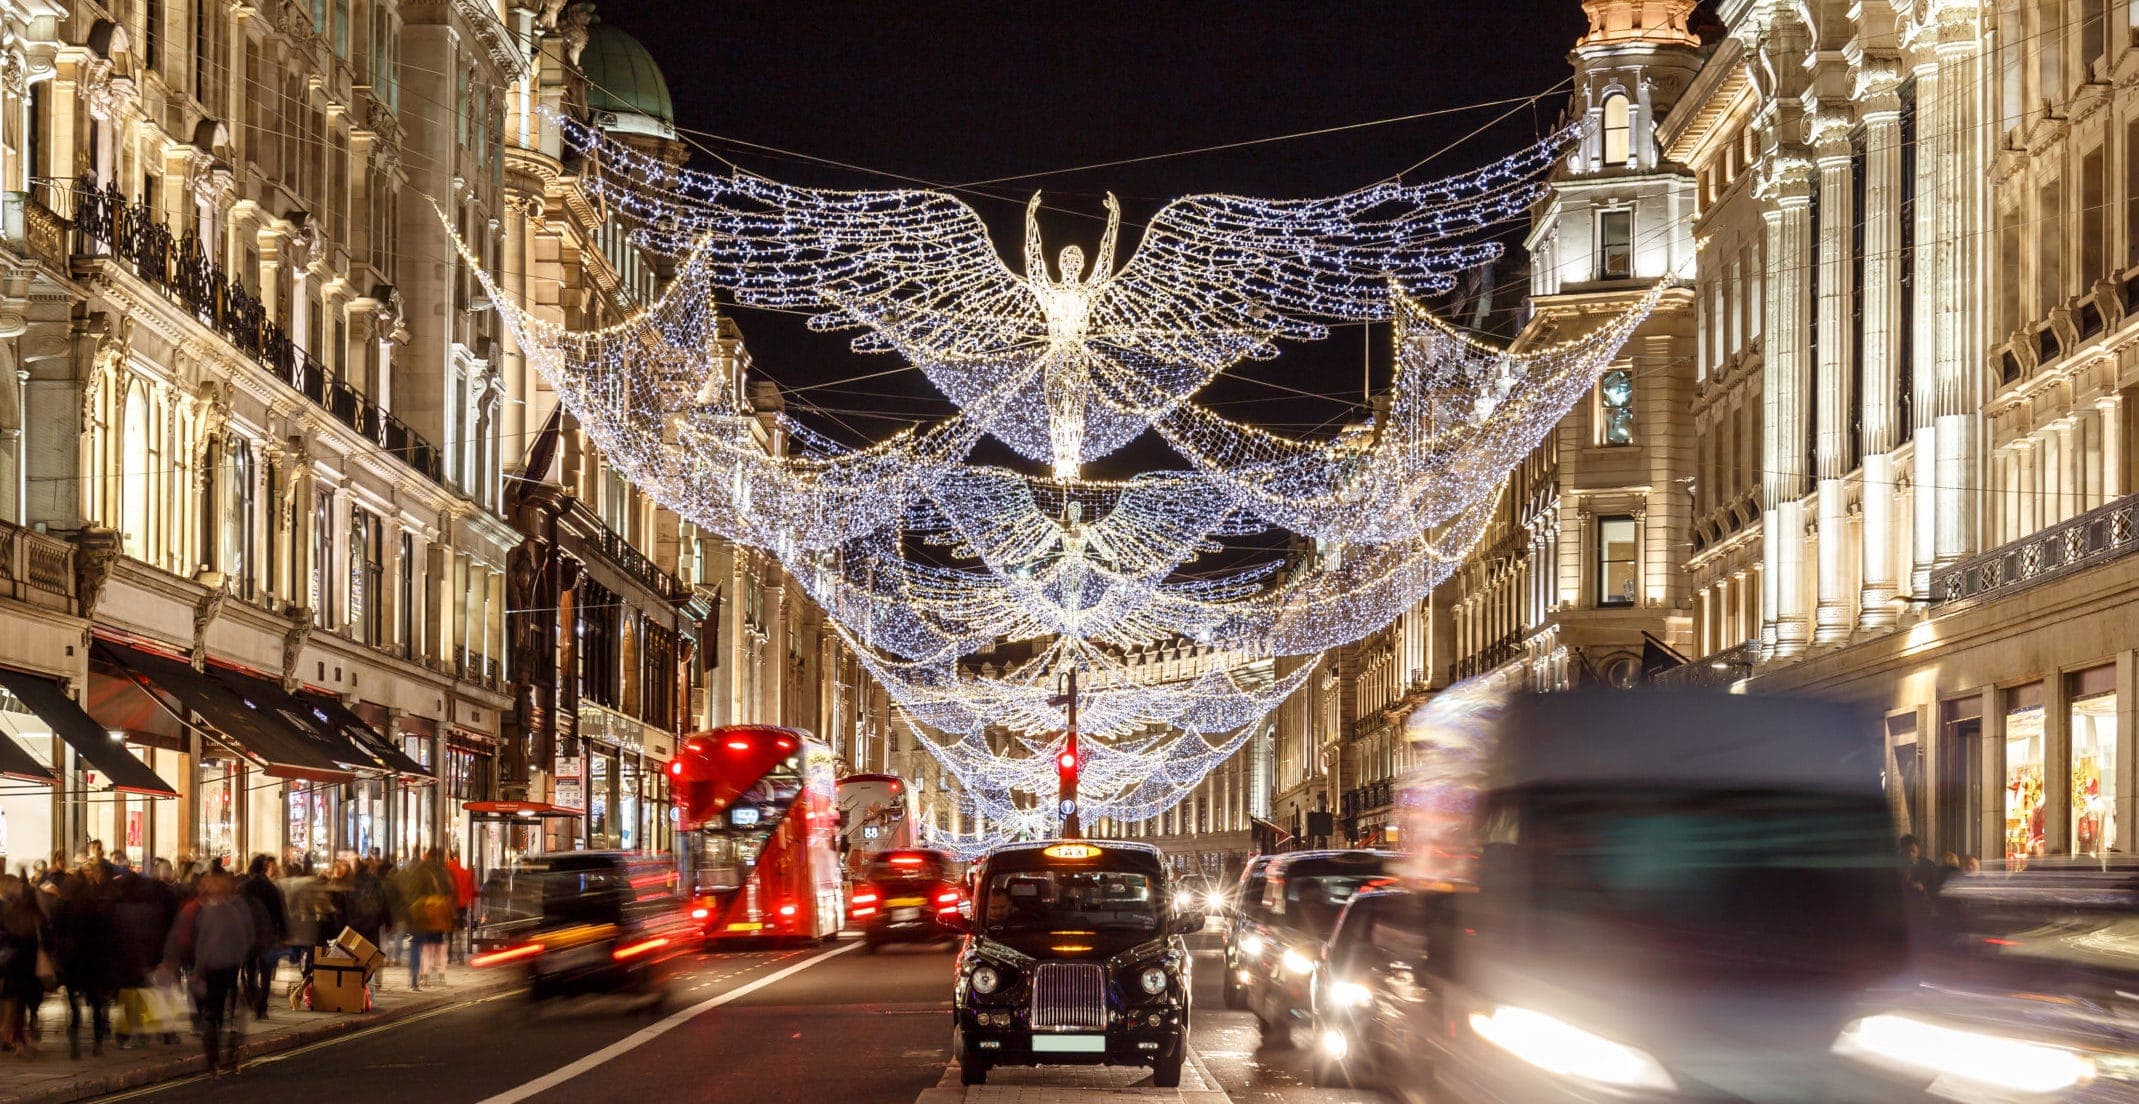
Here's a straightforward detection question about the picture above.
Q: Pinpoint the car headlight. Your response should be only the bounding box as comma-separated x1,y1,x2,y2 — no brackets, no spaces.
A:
971,965,1001,995
1281,946,1317,977
1139,966,1167,995
1328,979,1372,1008
1833,1014,2095,1095
1468,1005,1675,1092
1203,890,1227,912
1238,932,1264,957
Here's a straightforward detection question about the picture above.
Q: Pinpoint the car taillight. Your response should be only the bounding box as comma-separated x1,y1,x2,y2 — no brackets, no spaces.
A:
471,943,543,968
778,903,797,917
934,889,960,906
851,887,880,905
612,936,669,962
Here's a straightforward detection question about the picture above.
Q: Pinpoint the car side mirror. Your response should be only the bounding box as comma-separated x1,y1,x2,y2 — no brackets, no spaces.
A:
1170,912,1208,935
938,911,971,934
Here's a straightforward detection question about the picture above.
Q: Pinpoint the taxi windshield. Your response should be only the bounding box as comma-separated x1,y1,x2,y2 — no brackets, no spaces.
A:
982,868,1160,936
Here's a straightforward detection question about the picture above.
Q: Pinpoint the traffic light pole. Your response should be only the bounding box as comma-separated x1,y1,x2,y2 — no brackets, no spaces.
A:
1062,665,1081,839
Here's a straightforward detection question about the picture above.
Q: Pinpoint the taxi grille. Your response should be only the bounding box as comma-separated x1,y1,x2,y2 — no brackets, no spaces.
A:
1030,962,1106,1030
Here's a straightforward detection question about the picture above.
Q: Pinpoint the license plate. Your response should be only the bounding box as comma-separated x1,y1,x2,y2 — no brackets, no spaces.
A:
544,945,604,970
891,907,920,921
1032,1035,1106,1054
886,897,924,907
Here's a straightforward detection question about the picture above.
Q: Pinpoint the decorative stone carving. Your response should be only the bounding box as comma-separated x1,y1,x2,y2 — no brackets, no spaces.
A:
74,526,122,617
191,588,228,671
281,612,312,692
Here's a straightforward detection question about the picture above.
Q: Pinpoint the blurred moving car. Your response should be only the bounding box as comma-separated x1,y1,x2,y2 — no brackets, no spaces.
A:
850,848,964,950
1234,849,1397,1048
471,851,688,1011
1309,885,1443,1091
947,840,1205,1087
1396,687,2114,1104
1221,854,1276,1010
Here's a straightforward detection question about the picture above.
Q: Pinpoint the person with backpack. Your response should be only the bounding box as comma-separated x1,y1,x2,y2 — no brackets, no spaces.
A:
165,871,256,1075
393,850,455,991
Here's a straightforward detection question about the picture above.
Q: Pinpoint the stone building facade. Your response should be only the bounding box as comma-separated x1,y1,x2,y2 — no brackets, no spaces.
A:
0,0,901,877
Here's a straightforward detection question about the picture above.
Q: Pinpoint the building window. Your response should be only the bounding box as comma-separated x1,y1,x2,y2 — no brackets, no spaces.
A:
223,439,255,598
121,388,151,562
349,510,383,644
313,488,335,629
398,533,416,657
2069,666,2119,857
2005,682,2046,862
1597,209,1632,280
1600,92,1631,167
1596,515,1637,607
1598,368,1634,445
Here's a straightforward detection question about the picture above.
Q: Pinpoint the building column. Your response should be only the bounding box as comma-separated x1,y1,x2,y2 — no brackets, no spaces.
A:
1932,3,1987,569
1859,71,1904,630
2045,670,2072,857
1760,159,1815,656
1813,113,1855,644
2101,394,2124,500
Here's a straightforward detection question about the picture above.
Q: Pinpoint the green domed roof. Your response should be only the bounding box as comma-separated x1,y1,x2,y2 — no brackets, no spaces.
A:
581,21,674,137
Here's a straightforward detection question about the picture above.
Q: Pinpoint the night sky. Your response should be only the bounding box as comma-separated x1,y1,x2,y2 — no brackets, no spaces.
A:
592,0,1590,470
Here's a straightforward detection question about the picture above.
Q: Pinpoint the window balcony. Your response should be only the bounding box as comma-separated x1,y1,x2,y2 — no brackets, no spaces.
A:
0,517,77,615
1933,492,2139,608
62,177,443,485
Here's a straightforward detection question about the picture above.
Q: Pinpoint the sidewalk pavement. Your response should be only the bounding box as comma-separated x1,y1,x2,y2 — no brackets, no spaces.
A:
0,960,516,1104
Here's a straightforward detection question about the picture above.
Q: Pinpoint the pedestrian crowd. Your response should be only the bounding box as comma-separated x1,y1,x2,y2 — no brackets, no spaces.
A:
0,842,476,1075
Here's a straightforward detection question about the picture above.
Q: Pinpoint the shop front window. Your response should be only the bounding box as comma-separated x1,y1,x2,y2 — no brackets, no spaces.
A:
289,783,336,868
199,758,241,868
2005,683,2046,864
2070,667,2119,858
0,702,56,870
620,758,639,850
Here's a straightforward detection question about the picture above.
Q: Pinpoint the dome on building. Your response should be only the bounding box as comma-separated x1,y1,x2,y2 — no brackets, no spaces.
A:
580,20,676,139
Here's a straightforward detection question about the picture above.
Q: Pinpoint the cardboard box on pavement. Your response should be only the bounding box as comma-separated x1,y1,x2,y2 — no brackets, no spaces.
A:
309,959,370,1013
331,927,388,975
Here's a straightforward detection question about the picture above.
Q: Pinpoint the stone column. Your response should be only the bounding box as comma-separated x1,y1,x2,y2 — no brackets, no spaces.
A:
2100,394,2124,499
1760,155,1815,657
1813,113,1855,644
1932,2,1988,569
1859,68,1904,630
1910,55,1942,596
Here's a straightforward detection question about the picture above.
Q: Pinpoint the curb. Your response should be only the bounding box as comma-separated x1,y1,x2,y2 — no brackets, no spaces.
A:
0,978,518,1104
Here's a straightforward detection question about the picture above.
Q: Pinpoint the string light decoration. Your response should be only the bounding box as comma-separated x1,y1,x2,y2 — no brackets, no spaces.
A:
442,123,1659,841
554,113,1579,478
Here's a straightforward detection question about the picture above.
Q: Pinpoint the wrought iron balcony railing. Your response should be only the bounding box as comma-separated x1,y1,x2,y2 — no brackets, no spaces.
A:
1934,492,2139,608
63,177,443,485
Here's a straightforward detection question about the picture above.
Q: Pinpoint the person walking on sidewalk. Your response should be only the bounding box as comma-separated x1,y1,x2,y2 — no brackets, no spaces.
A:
51,857,119,1058
393,850,455,991
446,851,475,964
166,871,256,1076
239,856,287,1020
111,854,180,1048
0,874,51,1058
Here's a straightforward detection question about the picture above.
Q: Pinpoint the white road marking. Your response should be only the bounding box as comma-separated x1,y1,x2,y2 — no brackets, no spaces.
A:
475,940,863,1104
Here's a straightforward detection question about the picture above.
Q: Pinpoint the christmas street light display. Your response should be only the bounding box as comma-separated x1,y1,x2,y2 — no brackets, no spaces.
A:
445,121,1658,843
555,113,1577,478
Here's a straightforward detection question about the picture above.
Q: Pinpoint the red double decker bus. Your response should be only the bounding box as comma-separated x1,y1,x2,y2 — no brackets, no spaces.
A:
670,725,843,944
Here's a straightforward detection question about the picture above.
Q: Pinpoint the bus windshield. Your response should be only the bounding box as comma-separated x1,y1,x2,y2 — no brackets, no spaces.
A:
685,764,802,896
1510,789,1905,985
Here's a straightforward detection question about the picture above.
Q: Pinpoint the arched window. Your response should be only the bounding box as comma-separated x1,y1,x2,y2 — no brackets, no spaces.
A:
1601,92,1632,167
122,388,150,562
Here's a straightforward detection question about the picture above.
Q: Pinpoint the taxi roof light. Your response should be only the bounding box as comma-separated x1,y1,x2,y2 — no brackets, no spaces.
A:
1043,843,1100,860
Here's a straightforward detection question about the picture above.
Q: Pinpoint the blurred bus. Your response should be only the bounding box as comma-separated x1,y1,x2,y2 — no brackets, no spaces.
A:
835,772,918,880
671,725,843,945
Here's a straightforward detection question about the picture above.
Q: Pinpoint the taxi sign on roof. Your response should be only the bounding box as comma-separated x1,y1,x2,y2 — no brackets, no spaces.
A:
1043,843,1100,860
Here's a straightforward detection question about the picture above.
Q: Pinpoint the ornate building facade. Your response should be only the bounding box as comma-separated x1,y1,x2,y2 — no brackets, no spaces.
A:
0,0,902,877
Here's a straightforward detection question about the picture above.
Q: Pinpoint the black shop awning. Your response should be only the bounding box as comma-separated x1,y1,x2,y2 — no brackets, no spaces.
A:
0,730,51,784
97,642,353,783
295,690,433,778
198,664,393,775
0,666,173,795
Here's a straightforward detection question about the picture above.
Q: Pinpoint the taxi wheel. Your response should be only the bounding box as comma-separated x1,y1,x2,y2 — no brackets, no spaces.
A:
959,1058,989,1086
1153,1052,1183,1088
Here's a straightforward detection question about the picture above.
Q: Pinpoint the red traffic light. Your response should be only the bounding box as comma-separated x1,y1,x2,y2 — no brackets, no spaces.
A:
1057,750,1077,772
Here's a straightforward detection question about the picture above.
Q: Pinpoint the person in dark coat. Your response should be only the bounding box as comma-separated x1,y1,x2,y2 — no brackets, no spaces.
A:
0,874,49,1056
110,858,180,1047
346,859,390,955
50,860,119,1058
239,855,287,1020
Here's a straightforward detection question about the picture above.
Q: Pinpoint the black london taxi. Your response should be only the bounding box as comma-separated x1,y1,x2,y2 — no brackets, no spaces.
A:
850,848,965,950
1235,849,1398,1047
945,840,1206,1087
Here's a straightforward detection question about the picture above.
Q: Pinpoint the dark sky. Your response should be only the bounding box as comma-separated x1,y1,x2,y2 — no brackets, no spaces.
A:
592,1,1589,467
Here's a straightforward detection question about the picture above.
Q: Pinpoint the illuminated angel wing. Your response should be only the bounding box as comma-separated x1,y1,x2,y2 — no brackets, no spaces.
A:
678,174,1043,362
1090,128,1573,373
